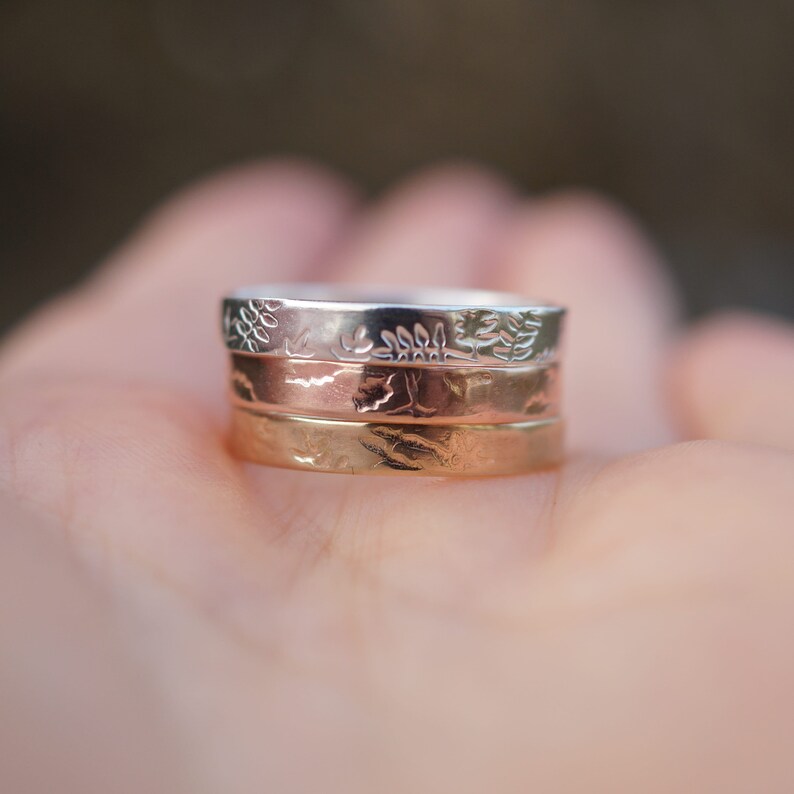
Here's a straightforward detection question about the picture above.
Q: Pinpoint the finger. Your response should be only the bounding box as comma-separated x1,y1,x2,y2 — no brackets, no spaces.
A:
0,497,191,793
496,192,679,455
671,312,794,450
0,160,357,411
332,163,516,287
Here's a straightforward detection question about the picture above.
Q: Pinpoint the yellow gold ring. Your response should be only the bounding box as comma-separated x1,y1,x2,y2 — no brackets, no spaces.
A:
230,408,564,477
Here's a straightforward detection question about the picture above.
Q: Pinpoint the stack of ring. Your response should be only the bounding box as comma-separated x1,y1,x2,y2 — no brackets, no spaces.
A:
222,285,566,476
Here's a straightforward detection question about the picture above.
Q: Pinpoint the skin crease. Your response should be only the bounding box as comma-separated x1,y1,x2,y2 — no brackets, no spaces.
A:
1,162,793,793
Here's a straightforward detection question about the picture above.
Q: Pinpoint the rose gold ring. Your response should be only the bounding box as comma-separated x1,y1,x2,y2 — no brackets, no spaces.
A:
229,354,560,425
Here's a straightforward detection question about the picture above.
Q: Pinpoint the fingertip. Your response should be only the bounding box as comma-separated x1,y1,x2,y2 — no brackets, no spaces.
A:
499,190,676,313
672,310,794,403
676,311,794,360
160,157,358,230
670,311,794,448
333,161,516,287
378,160,516,208
105,158,360,287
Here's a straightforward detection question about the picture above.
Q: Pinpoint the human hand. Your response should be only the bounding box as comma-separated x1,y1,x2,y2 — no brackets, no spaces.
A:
2,163,793,793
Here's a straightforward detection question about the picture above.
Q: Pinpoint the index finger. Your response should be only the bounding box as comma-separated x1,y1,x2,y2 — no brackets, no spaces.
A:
0,161,357,414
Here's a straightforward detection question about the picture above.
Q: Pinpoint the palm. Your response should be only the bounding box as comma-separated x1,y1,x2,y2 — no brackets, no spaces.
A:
2,163,793,793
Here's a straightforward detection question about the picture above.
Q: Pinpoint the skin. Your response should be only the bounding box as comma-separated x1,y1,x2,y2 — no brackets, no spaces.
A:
1,162,793,793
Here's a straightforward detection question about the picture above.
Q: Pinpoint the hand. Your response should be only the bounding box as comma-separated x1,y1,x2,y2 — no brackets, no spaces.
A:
1,163,793,793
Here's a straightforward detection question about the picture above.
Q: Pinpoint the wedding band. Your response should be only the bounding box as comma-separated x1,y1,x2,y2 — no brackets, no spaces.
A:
230,408,564,476
222,284,564,365
222,284,566,476
229,354,560,424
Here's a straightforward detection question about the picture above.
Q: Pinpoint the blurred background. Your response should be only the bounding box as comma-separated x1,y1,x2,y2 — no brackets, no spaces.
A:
1,0,792,332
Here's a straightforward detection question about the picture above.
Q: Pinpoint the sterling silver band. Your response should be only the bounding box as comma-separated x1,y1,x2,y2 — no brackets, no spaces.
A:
222,285,565,366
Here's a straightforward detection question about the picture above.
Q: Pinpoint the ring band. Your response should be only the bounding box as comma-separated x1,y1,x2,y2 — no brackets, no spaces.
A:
230,354,560,424
222,284,566,477
223,285,564,365
230,408,564,476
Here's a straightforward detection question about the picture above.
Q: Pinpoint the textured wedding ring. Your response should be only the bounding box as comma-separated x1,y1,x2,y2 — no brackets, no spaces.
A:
230,356,561,424
222,285,566,476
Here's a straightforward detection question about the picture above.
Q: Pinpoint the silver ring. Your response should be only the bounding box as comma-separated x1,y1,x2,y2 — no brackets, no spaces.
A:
222,284,565,365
